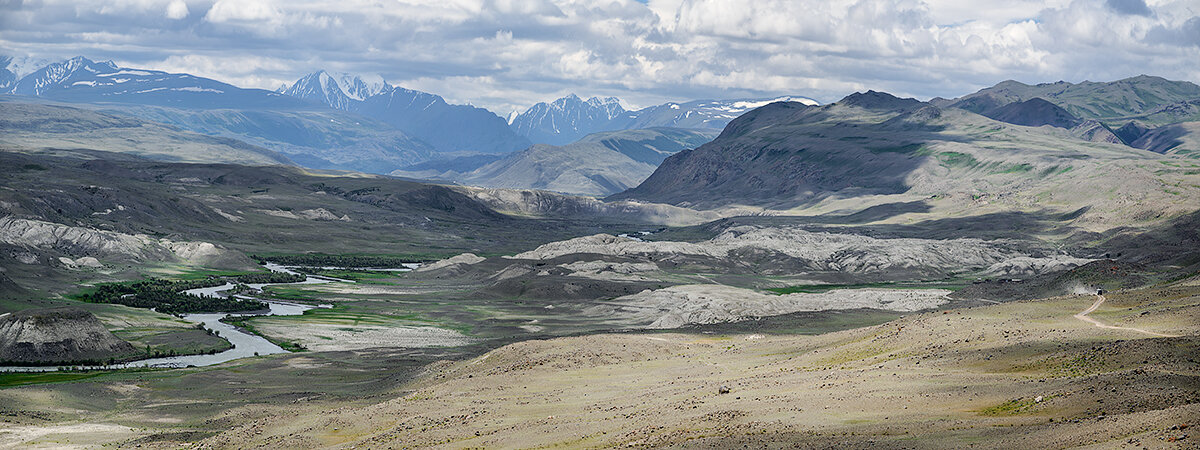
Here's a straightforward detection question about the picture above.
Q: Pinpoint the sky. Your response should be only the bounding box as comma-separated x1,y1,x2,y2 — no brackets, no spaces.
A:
1,0,1198,114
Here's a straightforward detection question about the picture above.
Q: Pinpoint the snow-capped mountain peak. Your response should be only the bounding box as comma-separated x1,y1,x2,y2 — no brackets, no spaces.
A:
328,71,390,101
509,93,633,145
282,70,391,110
510,94,822,145
726,96,819,110
10,56,121,96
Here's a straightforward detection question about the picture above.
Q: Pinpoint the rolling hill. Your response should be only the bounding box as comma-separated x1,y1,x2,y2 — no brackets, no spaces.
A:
611,92,1200,232
942,75,1200,125
0,98,292,166
392,128,717,196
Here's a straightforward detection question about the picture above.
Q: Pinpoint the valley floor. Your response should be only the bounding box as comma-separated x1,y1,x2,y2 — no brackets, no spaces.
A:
2,280,1196,448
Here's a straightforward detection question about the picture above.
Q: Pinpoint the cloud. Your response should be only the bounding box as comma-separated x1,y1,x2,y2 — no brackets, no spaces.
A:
204,0,281,23
1,0,1198,113
166,0,189,20
1105,0,1152,16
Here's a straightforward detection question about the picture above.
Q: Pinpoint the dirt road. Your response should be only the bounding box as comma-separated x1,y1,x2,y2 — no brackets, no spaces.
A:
1074,295,1178,338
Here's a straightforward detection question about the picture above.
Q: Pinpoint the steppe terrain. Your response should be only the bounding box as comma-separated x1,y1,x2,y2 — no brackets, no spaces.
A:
1,279,1194,448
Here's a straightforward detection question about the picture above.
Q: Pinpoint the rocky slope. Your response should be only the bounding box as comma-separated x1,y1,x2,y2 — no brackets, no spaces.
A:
451,186,722,226
510,227,1087,279
0,216,251,269
592,285,950,328
0,307,138,364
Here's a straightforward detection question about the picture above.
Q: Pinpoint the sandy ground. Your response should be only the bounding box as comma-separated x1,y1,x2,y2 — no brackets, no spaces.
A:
193,284,1200,449
0,423,136,449
252,322,473,351
2,285,1195,449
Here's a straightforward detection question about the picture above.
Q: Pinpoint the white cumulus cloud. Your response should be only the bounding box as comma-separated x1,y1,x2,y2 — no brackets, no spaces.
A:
166,0,189,20
0,0,1197,113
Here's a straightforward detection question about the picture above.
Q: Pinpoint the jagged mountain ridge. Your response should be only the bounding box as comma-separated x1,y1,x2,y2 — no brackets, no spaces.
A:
509,94,820,145
282,71,388,110
508,94,629,145
281,70,531,154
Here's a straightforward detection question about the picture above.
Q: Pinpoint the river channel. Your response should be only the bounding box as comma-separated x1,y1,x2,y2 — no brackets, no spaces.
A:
1,263,413,372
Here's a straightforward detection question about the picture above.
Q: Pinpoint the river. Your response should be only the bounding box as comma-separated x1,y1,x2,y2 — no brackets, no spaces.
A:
0,262,388,372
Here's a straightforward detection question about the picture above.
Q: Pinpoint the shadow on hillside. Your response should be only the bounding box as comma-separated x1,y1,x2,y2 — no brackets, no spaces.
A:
659,206,1090,243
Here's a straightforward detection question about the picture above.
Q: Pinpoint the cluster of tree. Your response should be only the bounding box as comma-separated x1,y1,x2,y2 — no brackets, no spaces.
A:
77,278,266,314
254,254,417,268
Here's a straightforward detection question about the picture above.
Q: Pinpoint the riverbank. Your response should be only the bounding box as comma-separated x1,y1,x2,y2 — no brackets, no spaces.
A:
0,264,339,372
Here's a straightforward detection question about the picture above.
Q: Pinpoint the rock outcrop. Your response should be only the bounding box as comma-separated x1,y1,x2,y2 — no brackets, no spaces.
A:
0,216,252,269
0,307,139,365
510,227,1090,278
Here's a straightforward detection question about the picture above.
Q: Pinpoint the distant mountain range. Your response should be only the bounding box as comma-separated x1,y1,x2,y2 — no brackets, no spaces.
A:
391,128,717,196
12,55,1195,222
281,70,530,154
508,94,819,145
8,56,308,109
0,55,824,181
0,57,438,172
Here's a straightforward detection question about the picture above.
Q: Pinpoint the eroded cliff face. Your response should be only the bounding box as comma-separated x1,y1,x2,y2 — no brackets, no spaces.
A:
0,307,138,365
0,216,252,269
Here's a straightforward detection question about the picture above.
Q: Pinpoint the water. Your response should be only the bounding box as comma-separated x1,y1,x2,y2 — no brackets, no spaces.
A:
0,264,343,372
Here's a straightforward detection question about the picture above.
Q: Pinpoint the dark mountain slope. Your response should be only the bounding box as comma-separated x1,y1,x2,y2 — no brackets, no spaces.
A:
610,92,1200,231
988,98,1082,128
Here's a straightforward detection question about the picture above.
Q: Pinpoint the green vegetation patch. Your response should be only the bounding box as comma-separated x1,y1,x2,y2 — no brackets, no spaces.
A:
295,268,399,283
74,279,265,314
979,397,1044,416
932,151,980,169
992,163,1035,174
219,316,307,352
262,286,325,302
0,371,109,388
73,272,305,314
